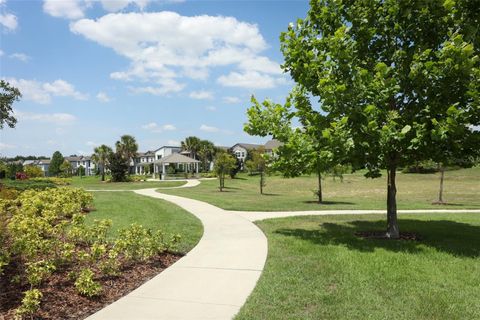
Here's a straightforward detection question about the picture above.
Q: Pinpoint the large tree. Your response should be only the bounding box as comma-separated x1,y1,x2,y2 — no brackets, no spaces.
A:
197,139,216,172
92,145,113,181
115,135,138,174
0,80,21,129
48,151,64,177
279,0,480,238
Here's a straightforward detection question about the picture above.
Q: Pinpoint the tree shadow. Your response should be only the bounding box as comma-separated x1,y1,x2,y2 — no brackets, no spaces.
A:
261,193,280,196
275,219,480,258
303,200,356,205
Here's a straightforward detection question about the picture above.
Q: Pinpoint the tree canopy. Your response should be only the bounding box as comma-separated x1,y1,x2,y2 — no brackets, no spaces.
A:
254,0,479,238
0,80,21,129
92,145,113,181
48,151,64,177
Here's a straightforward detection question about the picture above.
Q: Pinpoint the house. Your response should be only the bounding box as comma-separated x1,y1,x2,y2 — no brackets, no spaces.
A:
264,139,283,157
230,143,263,162
155,146,182,160
65,156,96,176
133,151,155,175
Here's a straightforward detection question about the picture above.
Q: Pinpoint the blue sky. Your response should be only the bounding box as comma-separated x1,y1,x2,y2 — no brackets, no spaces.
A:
0,0,309,157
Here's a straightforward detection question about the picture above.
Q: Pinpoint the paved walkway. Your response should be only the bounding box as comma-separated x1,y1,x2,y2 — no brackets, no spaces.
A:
86,188,268,320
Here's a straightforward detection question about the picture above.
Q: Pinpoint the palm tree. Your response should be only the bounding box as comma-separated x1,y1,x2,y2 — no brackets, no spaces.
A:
115,135,138,174
181,136,201,160
197,140,215,171
92,145,113,181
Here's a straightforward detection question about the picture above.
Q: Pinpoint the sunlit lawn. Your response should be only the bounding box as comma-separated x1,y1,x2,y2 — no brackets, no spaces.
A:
235,213,480,320
161,167,480,211
87,191,203,253
70,175,186,190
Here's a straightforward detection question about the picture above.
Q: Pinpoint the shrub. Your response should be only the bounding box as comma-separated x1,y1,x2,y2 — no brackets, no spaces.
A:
0,186,180,317
24,165,44,178
15,172,28,180
108,152,129,182
15,289,43,319
74,268,102,297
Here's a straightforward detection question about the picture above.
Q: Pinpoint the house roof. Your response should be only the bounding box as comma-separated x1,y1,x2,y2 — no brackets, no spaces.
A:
38,159,51,164
264,139,283,150
231,143,263,150
154,153,200,164
153,145,182,152
137,151,155,157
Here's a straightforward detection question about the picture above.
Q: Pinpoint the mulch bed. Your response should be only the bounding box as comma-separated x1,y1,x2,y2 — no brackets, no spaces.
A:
355,231,422,241
0,253,181,320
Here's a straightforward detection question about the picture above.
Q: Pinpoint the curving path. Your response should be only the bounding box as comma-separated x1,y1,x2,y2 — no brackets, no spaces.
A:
86,188,268,320
87,180,480,319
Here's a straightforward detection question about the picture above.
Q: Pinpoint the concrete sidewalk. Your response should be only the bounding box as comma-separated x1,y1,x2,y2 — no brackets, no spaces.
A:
86,188,267,320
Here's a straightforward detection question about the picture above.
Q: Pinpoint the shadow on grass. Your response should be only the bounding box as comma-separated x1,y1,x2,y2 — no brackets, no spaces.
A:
275,219,480,258
261,193,280,196
303,200,356,205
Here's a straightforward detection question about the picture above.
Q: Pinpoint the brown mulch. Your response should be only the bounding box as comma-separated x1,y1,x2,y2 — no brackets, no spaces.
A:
0,253,181,320
355,231,422,241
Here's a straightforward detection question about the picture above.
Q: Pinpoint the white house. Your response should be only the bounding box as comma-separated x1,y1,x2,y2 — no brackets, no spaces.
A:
155,146,182,160
65,156,96,176
230,143,263,162
133,151,155,175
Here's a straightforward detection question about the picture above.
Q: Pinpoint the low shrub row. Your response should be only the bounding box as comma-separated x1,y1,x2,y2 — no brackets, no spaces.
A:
0,187,180,319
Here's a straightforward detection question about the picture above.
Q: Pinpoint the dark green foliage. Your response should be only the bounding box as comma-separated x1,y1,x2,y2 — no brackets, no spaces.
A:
1,179,57,191
228,150,242,178
48,151,64,177
107,152,129,182
6,162,23,180
0,80,21,129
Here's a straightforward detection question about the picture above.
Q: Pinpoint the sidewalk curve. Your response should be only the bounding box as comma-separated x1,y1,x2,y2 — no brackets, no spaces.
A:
86,188,268,320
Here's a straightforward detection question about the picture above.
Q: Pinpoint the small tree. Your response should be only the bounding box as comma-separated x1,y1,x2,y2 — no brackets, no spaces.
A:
115,135,138,175
0,80,21,129
108,152,129,182
48,151,64,177
77,165,85,178
6,162,23,180
214,153,236,192
227,150,242,179
245,147,268,194
60,160,73,177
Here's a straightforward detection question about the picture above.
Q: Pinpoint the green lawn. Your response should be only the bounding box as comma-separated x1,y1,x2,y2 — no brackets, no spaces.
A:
161,167,480,211
87,191,203,253
70,176,186,190
236,213,480,320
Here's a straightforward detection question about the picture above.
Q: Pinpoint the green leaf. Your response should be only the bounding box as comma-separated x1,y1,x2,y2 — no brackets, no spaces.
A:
401,125,412,135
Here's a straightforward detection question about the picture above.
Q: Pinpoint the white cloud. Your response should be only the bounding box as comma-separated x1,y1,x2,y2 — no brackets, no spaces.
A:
199,124,219,133
189,90,213,100
5,78,88,104
43,0,86,20
96,91,111,102
223,96,241,104
206,106,216,111
0,142,16,150
0,12,17,30
15,110,76,125
70,12,282,90
129,79,185,96
141,122,176,133
9,53,30,62
217,71,281,89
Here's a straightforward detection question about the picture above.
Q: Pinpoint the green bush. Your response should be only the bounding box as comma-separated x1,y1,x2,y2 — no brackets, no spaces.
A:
1,179,57,191
24,165,44,178
1,186,181,316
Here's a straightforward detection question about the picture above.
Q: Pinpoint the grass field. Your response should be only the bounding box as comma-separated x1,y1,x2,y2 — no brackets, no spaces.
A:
161,167,480,211
88,191,203,253
70,176,186,190
235,213,480,320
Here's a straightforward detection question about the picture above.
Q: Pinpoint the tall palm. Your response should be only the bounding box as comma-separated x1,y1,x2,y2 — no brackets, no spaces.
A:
115,135,138,174
198,140,215,171
181,136,201,160
92,144,113,181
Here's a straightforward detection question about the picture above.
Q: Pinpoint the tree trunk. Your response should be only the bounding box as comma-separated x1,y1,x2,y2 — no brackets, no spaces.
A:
386,166,399,238
101,165,105,182
260,171,264,194
317,168,323,203
438,164,445,203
